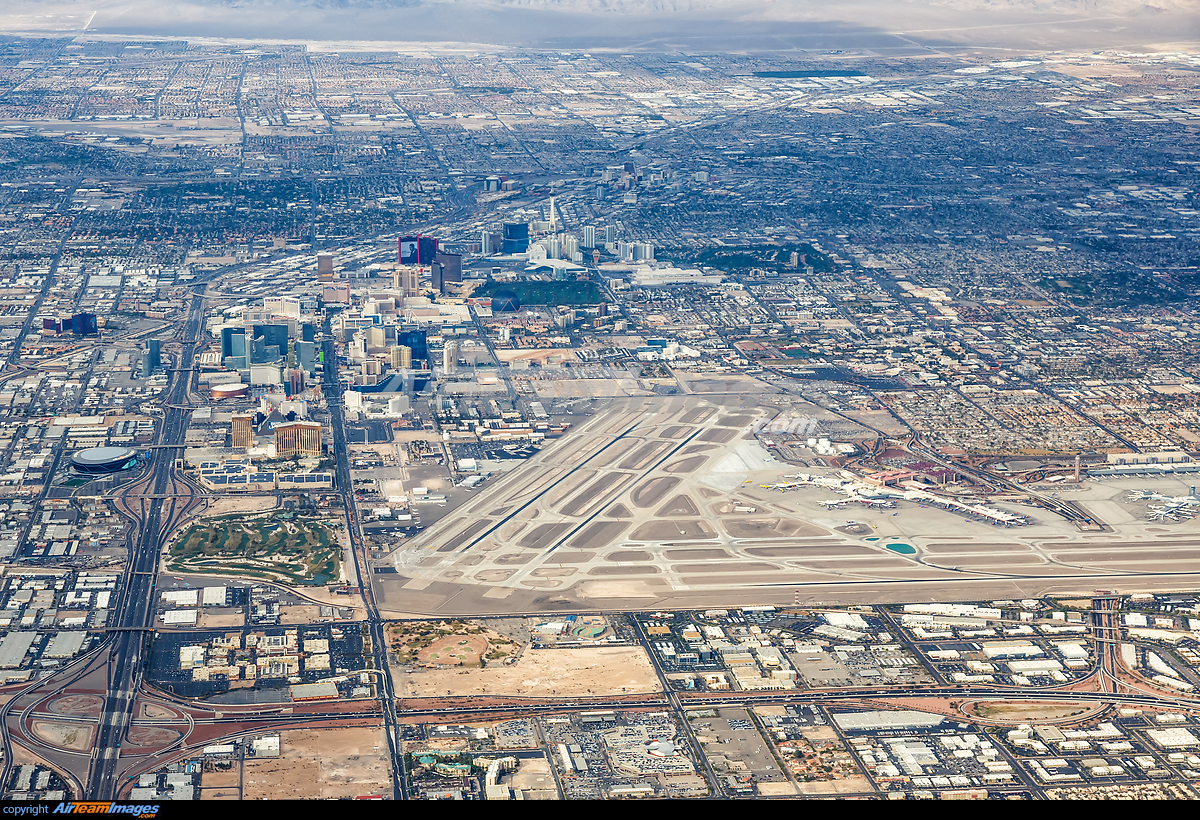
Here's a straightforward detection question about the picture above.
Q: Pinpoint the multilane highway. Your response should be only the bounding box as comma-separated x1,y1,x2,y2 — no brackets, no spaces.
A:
321,332,408,800
0,277,210,798
88,286,209,797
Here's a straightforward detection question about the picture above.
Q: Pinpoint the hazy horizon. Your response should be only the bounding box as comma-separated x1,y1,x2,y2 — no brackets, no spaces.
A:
1,0,1198,52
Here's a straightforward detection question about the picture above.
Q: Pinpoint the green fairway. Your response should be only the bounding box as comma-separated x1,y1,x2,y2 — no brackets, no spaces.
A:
168,513,341,586
475,279,605,306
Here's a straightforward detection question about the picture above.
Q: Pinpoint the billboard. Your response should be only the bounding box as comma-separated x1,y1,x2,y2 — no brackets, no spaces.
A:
399,235,437,265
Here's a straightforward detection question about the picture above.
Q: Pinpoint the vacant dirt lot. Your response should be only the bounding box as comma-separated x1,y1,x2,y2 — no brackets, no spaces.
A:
969,701,1097,722
387,620,519,667
399,646,661,697
203,496,278,517
241,726,392,799
31,721,94,751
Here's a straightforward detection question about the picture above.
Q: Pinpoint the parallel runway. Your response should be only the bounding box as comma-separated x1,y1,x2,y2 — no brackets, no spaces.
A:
373,397,1200,616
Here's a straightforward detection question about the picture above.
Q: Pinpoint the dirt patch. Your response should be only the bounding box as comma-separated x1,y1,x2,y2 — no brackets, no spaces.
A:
724,518,825,538
387,620,520,667
531,567,577,578
699,428,737,443
744,545,874,558
933,554,1046,567
631,476,680,509
656,495,700,517
1055,598,1095,610
799,558,921,570
664,549,732,561
127,726,182,747
202,496,278,517
575,580,666,598
671,562,779,573
32,721,95,751
1052,550,1200,563
402,646,660,697
422,634,489,667
473,569,515,582
276,605,338,625
520,579,562,589
604,504,633,518
199,608,246,628
510,757,558,798
542,551,592,564
200,769,241,789
499,521,527,541
140,703,176,720
969,701,1097,722
568,520,630,550
664,456,706,474
589,565,660,576
921,543,1032,554
629,519,717,541
605,550,653,562
48,695,103,716
658,425,693,439
679,407,717,424
242,726,392,800
797,778,873,795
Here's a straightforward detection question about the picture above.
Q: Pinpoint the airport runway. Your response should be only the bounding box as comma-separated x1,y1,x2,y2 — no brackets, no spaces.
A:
374,397,1200,616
